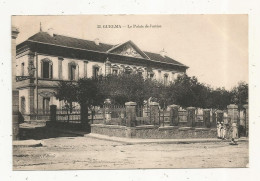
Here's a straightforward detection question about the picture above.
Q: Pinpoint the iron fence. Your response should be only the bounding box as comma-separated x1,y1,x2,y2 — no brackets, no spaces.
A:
136,105,151,125
101,105,126,125
159,109,170,127
56,109,81,124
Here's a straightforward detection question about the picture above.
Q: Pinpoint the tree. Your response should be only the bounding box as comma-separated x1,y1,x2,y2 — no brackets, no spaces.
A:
168,74,203,108
209,87,232,110
231,82,248,110
55,78,103,125
98,74,148,105
55,81,77,111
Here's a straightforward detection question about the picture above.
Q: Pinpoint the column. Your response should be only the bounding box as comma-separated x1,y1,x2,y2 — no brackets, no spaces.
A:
28,87,34,120
105,59,111,76
243,104,248,137
58,57,64,79
50,105,57,122
169,104,179,126
150,102,159,125
84,61,88,78
187,107,196,127
227,104,239,124
125,102,137,127
227,104,239,140
203,109,211,128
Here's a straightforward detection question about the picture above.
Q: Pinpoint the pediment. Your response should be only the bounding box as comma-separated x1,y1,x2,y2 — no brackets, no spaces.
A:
107,41,150,59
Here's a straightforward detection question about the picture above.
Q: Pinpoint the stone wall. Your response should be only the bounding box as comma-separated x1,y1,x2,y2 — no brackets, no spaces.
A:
91,124,217,139
91,124,127,137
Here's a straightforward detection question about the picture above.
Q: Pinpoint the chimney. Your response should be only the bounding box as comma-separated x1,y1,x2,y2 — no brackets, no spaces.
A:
94,38,100,45
47,28,54,37
160,49,167,57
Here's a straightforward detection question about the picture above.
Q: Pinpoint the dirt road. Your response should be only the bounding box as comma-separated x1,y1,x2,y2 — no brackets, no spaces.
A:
13,136,248,170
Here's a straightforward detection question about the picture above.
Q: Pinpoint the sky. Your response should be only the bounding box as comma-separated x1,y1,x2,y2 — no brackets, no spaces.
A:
12,15,248,90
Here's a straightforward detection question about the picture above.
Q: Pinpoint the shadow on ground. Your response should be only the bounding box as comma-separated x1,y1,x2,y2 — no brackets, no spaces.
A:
19,126,90,140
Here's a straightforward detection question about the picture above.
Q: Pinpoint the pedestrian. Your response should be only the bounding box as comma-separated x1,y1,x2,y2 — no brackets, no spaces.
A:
230,122,238,145
217,121,221,139
221,122,227,140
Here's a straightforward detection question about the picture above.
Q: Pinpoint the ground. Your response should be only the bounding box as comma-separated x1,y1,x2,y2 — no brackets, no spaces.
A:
13,136,248,170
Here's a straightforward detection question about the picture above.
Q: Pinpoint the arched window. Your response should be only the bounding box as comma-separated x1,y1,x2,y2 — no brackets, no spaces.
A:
43,97,50,114
137,68,144,76
93,65,100,79
124,66,133,74
164,73,169,85
148,71,155,79
111,64,120,75
68,62,78,81
41,58,53,79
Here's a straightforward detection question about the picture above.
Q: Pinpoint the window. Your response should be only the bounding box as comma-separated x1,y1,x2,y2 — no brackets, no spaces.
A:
164,74,168,85
172,72,176,81
68,62,78,81
21,63,24,76
125,66,132,74
150,73,154,79
21,97,25,114
111,65,120,75
137,68,144,77
93,66,99,79
112,69,118,75
70,65,76,80
158,70,162,81
43,97,50,114
41,59,53,79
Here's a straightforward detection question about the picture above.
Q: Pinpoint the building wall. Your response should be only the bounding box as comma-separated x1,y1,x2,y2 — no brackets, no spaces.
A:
17,52,185,82
36,54,108,80
19,89,29,114
16,51,185,119
16,54,29,76
86,61,105,78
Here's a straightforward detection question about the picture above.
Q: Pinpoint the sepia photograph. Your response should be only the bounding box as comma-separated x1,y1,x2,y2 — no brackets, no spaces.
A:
11,15,248,170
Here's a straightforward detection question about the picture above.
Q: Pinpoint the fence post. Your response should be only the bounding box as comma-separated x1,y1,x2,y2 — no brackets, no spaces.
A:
169,104,179,126
203,109,211,128
227,104,239,141
81,103,89,125
50,105,57,122
243,104,248,137
125,102,137,127
150,102,159,126
187,107,196,127
227,104,239,124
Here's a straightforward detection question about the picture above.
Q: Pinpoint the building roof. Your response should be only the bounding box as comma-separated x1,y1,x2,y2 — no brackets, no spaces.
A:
18,31,188,68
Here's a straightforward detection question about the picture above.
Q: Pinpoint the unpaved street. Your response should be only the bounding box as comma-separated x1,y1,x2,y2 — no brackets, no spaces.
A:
13,136,248,170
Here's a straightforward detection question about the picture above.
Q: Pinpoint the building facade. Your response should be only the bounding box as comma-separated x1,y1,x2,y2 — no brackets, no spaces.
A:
16,31,188,120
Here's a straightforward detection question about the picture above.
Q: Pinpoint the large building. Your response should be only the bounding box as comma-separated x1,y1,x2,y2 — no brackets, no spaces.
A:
15,30,188,120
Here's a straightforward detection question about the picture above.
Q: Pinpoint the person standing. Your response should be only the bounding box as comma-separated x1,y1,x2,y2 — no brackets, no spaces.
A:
217,121,221,139
230,122,239,145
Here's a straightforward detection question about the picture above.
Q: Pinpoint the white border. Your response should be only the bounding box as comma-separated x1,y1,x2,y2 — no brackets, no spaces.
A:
1,0,260,181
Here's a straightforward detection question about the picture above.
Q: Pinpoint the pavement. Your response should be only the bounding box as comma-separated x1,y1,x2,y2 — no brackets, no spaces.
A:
13,136,249,169
13,128,248,147
85,133,248,144
13,139,44,147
